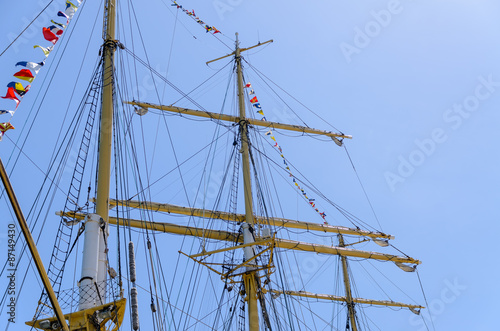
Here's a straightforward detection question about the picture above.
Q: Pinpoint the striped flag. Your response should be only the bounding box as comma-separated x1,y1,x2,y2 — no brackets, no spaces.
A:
13,69,35,83
16,61,44,75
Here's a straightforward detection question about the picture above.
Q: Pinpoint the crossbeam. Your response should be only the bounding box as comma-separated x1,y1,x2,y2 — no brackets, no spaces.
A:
124,101,352,140
190,238,274,258
271,290,424,310
206,39,274,65
107,199,393,240
58,212,420,265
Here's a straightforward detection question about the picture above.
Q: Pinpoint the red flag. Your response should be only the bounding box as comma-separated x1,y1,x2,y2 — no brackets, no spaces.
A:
13,69,35,83
1,87,20,109
43,27,59,45
244,83,252,88
250,96,258,103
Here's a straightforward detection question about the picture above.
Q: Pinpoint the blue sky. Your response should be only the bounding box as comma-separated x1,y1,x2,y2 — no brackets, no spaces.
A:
0,0,499,330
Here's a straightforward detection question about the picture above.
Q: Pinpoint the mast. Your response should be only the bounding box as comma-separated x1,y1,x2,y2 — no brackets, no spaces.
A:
79,0,115,311
339,235,357,331
95,0,116,298
25,1,127,329
235,32,260,331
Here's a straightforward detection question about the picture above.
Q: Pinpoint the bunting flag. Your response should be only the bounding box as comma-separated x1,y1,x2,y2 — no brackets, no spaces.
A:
0,0,83,142
0,122,15,140
0,122,14,133
49,25,64,36
34,45,54,57
51,20,66,29
252,103,262,110
171,1,222,35
13,69,35,83
16,61,44,75
57,11,69,22
245,82,330,224
2,88,20,109
43,27,59,44
7,82,30,96
65,1,78,19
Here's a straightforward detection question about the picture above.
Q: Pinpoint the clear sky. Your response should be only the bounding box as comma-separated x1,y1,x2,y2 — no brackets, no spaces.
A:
0,0,499,330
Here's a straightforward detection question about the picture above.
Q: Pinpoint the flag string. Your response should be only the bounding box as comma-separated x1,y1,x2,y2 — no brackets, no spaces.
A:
244,83,329,224
170,1,221,35
0,0,84,141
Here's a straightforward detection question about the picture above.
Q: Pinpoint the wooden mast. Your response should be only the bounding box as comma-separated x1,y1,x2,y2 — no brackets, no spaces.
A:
96,0,116,290
235,32,260,331
339,235,358,331
24,1,128,330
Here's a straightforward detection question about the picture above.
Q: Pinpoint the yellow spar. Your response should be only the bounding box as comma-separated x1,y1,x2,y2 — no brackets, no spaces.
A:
58,211,421,265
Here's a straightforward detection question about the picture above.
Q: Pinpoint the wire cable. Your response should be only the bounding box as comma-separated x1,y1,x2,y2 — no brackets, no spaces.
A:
0,1,55,57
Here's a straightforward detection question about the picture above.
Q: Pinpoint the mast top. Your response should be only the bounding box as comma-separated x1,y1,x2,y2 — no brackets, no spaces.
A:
206,36,273,65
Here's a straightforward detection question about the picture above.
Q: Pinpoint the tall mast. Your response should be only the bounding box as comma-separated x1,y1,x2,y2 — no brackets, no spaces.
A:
77,0,116,316
95,0,116,295
29,0,117,324
26,1,127,329
235,32,260,331
78,0,116,313
96,0,115,239
338,235,358,331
